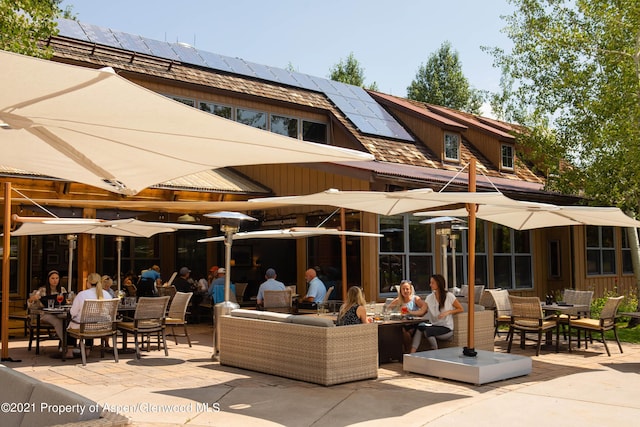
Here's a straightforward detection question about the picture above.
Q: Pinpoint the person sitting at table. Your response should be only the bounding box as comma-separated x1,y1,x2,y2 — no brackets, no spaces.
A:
65,272,113,359
256,268,286,306
26,270,67,347
102,275,116,298
387,279,427,352
410,274,463,353
337,286,371,326
173,267,195,293
207,268,235,304
302,268,326,304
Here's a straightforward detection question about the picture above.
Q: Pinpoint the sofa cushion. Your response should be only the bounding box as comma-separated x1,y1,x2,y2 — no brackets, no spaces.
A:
258,311,294,322
230,309,262,319
290,315,335,327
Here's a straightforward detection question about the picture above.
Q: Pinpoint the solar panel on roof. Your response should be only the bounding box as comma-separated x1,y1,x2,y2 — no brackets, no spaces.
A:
267,67,302,87
57,19,90,42
171,43,208,67
112,31,153,56
245,62,278,82
196,51,234,73
79,23,121,48
223,57,256,76
141,37,180,61
55,18,414,142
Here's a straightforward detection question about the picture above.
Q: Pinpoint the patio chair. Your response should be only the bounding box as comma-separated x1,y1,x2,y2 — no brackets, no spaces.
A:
235,283,248,303
27,305,59,354
507,296,557,356
165,292,193,346
66,299,120,366
157,285,177,304
263,289,293,313
569,296,623,356
486,289,511,339
558,289,593,339
117,296,170,359
460,285,485,304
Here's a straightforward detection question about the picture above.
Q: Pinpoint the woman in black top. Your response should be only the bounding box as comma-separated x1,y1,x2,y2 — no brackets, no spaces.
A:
337,286,371,326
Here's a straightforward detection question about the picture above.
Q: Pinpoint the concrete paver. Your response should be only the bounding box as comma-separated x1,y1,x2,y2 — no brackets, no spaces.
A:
4,323,640,426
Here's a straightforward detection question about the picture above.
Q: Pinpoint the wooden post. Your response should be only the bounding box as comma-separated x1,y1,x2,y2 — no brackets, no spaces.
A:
2,183,11,360
341,208,347,301
466,159,476,354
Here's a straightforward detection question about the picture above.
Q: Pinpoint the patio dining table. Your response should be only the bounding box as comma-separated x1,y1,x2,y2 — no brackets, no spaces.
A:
541,303,590,350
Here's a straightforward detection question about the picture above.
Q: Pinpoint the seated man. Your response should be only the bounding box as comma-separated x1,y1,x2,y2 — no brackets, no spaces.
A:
256,268,286,306
302,268,326,304
207,268,235,304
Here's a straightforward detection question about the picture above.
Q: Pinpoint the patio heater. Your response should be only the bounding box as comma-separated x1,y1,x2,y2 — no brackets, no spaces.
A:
115,236,125,298
435,222,452,290
204,211,257,357
66,234,77,292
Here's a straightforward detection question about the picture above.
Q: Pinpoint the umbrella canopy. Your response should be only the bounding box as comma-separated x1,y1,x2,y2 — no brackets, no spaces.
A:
248,188,523,216
415,202,640,230
198,227,383,242
0,50,373,196
10,216,212,237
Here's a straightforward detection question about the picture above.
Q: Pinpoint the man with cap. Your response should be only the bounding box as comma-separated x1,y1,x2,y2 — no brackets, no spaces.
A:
207,267,235,304
173,266,194,293
256,268,286,306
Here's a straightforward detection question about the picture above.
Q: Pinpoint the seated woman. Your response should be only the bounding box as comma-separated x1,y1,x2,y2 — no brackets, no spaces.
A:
26,270,67,347
411,274,463,353
336,286,371,326
388,280,427,352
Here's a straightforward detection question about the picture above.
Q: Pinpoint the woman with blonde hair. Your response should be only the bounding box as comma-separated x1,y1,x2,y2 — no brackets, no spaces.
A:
336,286,371,326
388,279,427,352
65,273,113,358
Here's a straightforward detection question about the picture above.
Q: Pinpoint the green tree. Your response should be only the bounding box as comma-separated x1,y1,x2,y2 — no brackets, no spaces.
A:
487,0,640,313
407,41,484,114
329,52,378,91
0,0,64,58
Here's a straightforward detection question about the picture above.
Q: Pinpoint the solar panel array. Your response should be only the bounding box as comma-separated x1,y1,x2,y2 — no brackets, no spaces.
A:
56,19,414,142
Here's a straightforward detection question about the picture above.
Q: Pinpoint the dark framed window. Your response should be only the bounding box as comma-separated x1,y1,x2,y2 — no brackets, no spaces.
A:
586,226,616,276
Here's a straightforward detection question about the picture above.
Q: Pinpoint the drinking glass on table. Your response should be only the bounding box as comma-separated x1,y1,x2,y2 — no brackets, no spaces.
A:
56,294,64,307
47,299,55,309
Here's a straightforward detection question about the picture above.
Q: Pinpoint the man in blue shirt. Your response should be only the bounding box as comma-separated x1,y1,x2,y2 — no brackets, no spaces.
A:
256,268,286,306
207,268,235,303
138,265,161,297
303,268,326,304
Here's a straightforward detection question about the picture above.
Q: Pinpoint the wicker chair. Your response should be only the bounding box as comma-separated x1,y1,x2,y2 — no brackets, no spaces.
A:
157,285,177,304
263,289,293,313
117,296,170,359
508,296,557,356
460,285,485,304
569,296,623,356
487,289,511,339
66,299,120,366
165,292,193,346
558,289,593,339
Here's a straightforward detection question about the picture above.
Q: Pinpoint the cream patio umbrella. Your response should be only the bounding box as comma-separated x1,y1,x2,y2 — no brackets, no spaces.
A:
0,50,373,361
414,202,640,230
9,216,212,294
197,227,383,242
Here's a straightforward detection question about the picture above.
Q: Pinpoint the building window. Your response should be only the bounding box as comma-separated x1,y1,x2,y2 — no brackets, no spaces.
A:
302,120,327,144
271,114,299,138
444,133,460,161
501,144,514,170
621,229,634,274
199,101,233,119
493,225,533,289
379,215,434,294
166,95,195,107
236,108,266,130
587,226,616,275
447,220,488,288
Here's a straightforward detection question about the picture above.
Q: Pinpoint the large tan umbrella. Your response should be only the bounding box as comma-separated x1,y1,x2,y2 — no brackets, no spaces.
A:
197,227,383,242
0,50,372,361
414,202,640,230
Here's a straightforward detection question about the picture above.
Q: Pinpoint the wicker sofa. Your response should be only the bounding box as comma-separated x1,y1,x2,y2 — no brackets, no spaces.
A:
0,364,129,427
219,309,378,386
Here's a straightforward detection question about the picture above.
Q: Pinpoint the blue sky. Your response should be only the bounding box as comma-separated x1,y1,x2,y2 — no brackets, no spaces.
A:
61,0,514,107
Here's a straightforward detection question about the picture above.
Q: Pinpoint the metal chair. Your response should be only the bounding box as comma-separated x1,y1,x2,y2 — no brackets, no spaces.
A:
508,296,557,356
66,299,120,366
569,296,623,356
165,292,193,346
27,306,58,354
117,296,170,359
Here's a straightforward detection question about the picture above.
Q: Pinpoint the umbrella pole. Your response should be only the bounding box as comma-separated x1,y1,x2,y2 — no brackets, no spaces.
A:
464,159,477,357
341,208,347,301
116,237,124,294
1,183,11,361
66,235,76,292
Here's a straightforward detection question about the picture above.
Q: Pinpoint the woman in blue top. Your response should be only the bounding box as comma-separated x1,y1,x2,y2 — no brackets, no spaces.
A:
337,286,371,326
